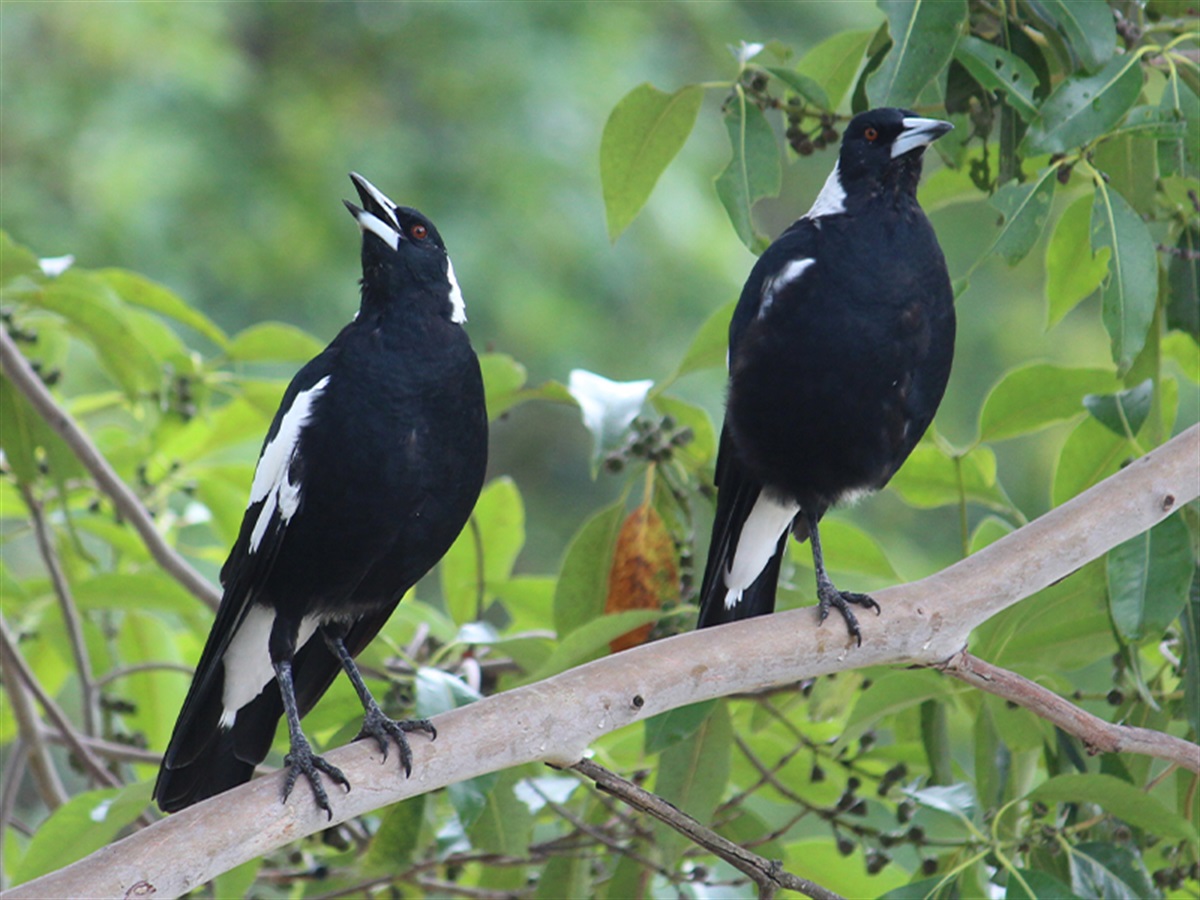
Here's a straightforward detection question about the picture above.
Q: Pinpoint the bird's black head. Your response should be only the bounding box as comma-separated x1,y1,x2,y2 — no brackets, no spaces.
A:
344,172,466,324
832,108,953,203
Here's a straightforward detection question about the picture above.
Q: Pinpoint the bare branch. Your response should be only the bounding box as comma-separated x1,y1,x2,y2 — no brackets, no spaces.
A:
939,650,1200,770
0,328,220,611
0,640,68,811
3,426,1197,900
573,759,841,900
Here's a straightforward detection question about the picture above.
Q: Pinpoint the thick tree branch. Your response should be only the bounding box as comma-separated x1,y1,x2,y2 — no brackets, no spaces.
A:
4,426,1197,900
939,650,1199,770
0,328,220,611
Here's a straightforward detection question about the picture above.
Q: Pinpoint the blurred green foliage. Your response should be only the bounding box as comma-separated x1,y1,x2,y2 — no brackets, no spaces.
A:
2,1,1198,898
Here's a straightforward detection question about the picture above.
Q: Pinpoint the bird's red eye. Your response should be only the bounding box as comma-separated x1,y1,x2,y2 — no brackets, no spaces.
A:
864,127,879,141
411,224,428,240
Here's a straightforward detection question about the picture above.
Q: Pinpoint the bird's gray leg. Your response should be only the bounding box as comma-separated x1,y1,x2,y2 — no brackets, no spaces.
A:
805,507,880,646
321,624,436,778
270,619,349,819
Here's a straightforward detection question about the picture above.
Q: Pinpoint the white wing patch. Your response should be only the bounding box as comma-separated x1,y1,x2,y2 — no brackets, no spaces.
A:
219,607,321,728
758,258,814,318
805,162,847,219
724,493,800,610
446,257,467,324
248,375,330,553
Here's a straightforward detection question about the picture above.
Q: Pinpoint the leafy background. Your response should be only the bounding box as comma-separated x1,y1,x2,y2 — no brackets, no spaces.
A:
1,1,1197,898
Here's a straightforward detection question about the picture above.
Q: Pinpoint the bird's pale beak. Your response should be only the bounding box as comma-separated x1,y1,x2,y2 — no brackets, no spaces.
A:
891,117,954,159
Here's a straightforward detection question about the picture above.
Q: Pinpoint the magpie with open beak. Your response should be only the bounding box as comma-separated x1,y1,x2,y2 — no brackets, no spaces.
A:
697,108,955,644
154,174,488,816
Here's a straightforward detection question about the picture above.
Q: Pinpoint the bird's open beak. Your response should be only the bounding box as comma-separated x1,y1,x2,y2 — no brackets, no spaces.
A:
345,173,403,249
891,117,954,159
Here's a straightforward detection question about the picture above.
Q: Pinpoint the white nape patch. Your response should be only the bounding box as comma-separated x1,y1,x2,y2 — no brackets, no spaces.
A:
446,257,467,324
892,117,948,158
356,210,401,250
805,163,847,219
758,258,814,318
723,493,800,610
352,174,402,229
248,375,331,553
219,608,321,728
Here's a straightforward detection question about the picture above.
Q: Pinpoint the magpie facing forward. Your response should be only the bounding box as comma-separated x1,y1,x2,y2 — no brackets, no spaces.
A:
697,108,955,643
154,174,488,816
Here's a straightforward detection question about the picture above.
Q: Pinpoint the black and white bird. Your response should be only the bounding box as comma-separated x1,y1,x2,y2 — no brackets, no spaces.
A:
154,174,488,816
696,108,955,643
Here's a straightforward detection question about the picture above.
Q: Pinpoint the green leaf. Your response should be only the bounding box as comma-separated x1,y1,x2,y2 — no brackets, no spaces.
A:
904,782,978,821
842,670,955,745
888,441,1009,511
970,515,1014,553
794,30,875,112
650,393,716,469
988,168,1058,265
1158,72,1199,178
566,368,653,474
1033,773,1198,841
525,609,663,682
953,36,1039,121
1068,842,1158,900
364,796,425,874
553,502,624,639
1052,415,1132,506
714,95,781,251
1021,55,1143,155
1107,513,1195,643
0,231,42,287
788,517,900,581
1082,378,1152,437
536,853,591,900
1024,0,1117,73
600,83,704,241
1162,331,1199,383
867,0,967,108
654,701,731,869
1094,135,1158,218
96,268,229,350
1045,194,1111,328
764,66,829,110
644,700,717,754
10,782,152,885
226,321,324,363
1092,181,1159,373
441,477,525,625
660,300,732,388
468,769,534,856
978,363,1119,442
415,667,482,718
1005,869,1080,899
1166,226,1199,340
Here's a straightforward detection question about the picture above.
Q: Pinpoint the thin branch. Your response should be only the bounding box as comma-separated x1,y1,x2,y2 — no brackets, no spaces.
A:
3,426,1197,900
18,482,99,737
0,616,122,790
39,728,163,767
0,740,31,831
0,327,220,611
572,759,843,900
939,651,1200,772
0,626,69,810
93,662,194,689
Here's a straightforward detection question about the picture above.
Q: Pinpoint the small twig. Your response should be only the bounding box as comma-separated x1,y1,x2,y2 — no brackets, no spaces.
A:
0,626,69,810
571,758,844,900
39,728,162,766
0,616,122,789
413,876,527,900
93,661,194,689
0,740,31,830
939,651,1200,773
19,482,99,737
0,327,220,611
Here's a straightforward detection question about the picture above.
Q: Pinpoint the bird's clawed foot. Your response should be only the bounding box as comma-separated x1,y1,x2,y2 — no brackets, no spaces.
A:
355,705,437,777
816,580,881,647
283,734,350,820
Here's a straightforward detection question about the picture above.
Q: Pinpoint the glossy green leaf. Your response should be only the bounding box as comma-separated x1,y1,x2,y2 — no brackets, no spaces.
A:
10,782,152,885
888,441,1008,510
600,83,704,240
441,477,525,625
654,700,731,868
1023,0,1116,73
1045,194,1110,328
478,352,526,420
714,96,781,251
96,268,229,350
1107,513,1195,643
1069,842,1157,900
905,782,977,820
953,36,1039,121
552,501,623,638
364,796,425,874
1005,868,1080,899
226,321,324,363
1183,580,1200,738
661,299,732,387
1158,72,1199,178
1052,415,1131,506
970,515,1014,553
1021,55,1143,155
978,363,1119,442
764,66,829,110
1094,135,1158,217
1166,226,1199,340
650,393,716,469
788,517,900,581
468,769,534,856
1092,181,1159,373
1162,331,1200,384
536,852,590,899
989,168,1057,265
794,29,874,111
0,230,42,288
1034,773,1198,841
1082,378,1152,437
842,669,954,745
526,608,662,682
644,700,717,754
866,0,967,108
